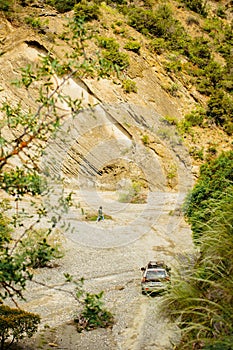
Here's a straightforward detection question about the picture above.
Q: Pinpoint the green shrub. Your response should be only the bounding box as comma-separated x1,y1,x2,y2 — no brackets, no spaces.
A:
0,201,13,249
25,16,48,32
127,4,188,52
189,146,204,160
74,0,100,21
141,134,149,145
224,121,233,136
106,0,126,4
166,83,180,96
0,305,40,349
96,35,129,73
183,151,233,240
127,5,170,38
75,291,114,332
73,279,114,332
0,168,45,197
122,79,137,93
182,0,208,16
160,192,233,349
97,36,119,50
46,0,76,13
187,36,212,68
103,49,129,70
164,54,183,73
216,6,226,19
16,229,63,268
0,0,12,11
196,60,224,95
124,40,141,54
206,90,233,130
127,7,155,35
118,180,146,204
184,108,205,127
202,17,223,35
149,37,167,54
220,23,233,61
164,115,178,126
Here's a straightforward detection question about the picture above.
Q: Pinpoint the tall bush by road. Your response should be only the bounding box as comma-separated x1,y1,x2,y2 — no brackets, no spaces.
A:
160,151,233,349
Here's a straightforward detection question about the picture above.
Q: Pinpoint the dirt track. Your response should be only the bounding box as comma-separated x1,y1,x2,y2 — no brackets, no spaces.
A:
14,189,193,350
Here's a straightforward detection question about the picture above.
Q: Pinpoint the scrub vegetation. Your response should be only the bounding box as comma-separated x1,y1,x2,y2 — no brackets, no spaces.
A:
160,151,233,349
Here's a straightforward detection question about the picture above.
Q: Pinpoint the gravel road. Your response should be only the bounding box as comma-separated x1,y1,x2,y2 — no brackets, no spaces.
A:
14,189,193,350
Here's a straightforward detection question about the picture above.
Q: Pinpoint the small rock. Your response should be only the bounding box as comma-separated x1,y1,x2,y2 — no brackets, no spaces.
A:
115,285,125,291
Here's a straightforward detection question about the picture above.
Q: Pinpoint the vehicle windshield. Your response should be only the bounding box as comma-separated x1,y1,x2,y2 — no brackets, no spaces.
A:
146,270,166,280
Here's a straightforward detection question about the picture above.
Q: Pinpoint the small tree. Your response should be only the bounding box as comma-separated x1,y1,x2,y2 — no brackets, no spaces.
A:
71,278,114,332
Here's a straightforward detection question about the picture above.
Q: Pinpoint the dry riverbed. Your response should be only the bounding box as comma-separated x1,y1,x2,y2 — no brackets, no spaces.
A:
11,190,193,350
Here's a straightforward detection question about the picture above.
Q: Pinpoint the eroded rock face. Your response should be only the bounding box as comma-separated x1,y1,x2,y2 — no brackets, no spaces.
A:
0,17,194,195
43,101,193,194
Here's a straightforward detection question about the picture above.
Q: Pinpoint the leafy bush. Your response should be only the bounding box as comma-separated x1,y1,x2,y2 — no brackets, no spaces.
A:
127,4,188,51
182,0,208,17
141,134,149,145
16,229,64,268
160,191,233,349
0,305,40,350
164,115,178,126
184,151,233,240
148,37,167,54
74,0,100,22
73,278,114,332
0,207,33,300
183,108,205,127
187,36,212,68
164,55,183,73
216,6,226,18
124,40,141,54
216,23,233,64
0,201,12,248
206,90,233,132
106,0,126,4
25,16,48,32
118,180,147,204
97,36,119,51
46,0,77,13
75,291,114,332
189,146,204,161
102,49,129,70
122,79,137,93
196,60,224,95
0,0,12,11
0,168,44,197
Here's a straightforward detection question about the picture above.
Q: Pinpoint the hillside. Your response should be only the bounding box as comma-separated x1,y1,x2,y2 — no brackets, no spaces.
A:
1,0,232,172
0,1,232,350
